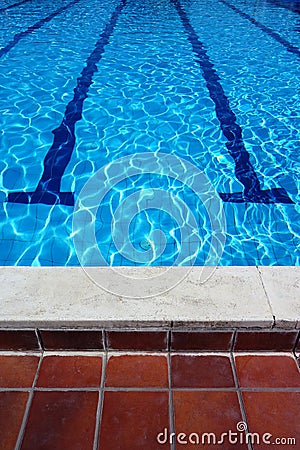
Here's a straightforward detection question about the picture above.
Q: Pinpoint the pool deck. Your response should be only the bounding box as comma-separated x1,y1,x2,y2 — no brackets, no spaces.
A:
0,266,299,329
0,352,299,449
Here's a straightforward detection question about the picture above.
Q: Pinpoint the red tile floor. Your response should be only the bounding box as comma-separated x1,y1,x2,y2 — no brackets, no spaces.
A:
0,352,299,449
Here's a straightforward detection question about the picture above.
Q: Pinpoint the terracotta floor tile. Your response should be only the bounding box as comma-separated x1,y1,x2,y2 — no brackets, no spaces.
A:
235,355,300,388
98,391,170,449
0,356,39,388
21,391,99,450
171,355,235,388
36,355,102,388
243,392,300,449
105,355,168,388
0,392,29,450
173,391,247,449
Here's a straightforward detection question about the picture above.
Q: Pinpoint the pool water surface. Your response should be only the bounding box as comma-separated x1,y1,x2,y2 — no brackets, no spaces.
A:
0,0,299,266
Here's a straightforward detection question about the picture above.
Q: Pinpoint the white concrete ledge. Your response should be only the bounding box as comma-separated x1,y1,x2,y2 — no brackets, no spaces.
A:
258,267,300,329
0,266,299,329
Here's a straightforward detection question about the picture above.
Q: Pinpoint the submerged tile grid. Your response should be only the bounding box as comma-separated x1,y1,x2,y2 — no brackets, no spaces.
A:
0,352,299,449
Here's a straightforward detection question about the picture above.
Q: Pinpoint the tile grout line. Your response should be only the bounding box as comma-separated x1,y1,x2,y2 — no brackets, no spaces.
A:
168,352,176,450
93,352,108,450
35,328,44,351
230,329,237,352
229,353,253,450
168,328,171,353
293,331,300,359
239,387,300,392
14,352,44,450
0,388,32,392
20,386,235,392
103,330,108,352
11,386,299,392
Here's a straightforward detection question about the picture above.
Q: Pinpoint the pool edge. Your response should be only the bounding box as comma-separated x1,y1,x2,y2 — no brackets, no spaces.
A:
0,266,298,330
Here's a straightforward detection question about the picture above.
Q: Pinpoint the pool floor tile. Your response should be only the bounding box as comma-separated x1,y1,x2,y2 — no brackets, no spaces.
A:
235,355,300,388
36,355,102,388
173,391,247,449
20,391,99,450
0,355,40,388
98,391,170,449
105,355,168,388
242,392,300,449
0,392,29,450
171,355,235,388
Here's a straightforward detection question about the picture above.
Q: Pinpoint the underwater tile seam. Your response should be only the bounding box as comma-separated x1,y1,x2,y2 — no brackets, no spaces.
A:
0,0,81,59
0,266,298,329
219,0,300,58
265,0,300,16
0,0,32,13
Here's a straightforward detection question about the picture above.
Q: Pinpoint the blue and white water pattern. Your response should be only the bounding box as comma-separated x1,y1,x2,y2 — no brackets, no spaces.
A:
0,0,299,266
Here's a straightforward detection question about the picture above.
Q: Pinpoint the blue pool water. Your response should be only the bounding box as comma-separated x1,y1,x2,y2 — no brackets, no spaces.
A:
0,0,299,266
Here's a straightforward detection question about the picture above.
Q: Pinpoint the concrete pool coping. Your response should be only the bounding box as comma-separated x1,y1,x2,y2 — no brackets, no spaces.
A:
0,266,299,329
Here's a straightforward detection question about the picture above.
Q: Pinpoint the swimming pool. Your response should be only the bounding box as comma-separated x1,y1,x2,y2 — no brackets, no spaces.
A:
0,0,299,266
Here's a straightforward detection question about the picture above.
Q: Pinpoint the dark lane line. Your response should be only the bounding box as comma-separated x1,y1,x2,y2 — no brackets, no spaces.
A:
171,0,293,203
267,0,300,34
8,0,127,206
219,0,300,58
0,0,31,13
267,0,300,15
0,0,81,58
